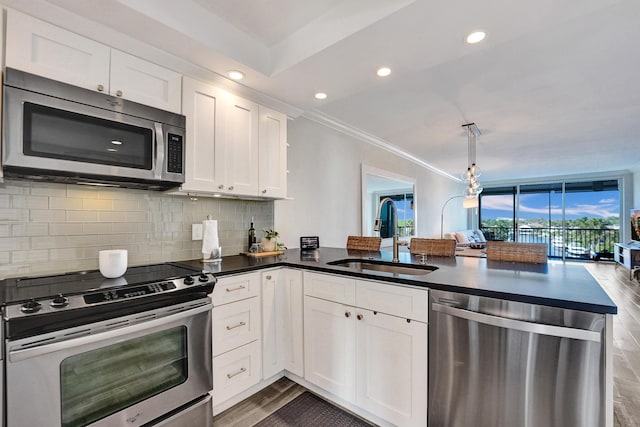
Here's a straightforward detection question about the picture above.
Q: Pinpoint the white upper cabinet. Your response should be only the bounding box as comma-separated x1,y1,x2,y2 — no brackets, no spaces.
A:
179,77,288,199
181,77,226,193
109,50,182,113
5,10,182,113
258,106,288,199
225,96,260,196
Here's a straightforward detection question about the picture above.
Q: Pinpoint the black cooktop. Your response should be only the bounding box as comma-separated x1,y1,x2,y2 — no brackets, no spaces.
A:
0,263,203,305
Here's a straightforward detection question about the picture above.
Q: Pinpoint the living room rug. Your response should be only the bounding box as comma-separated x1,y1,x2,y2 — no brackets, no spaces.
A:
254,391,372,427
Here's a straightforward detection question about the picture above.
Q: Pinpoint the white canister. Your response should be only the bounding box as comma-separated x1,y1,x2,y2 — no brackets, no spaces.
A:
99,249,128,278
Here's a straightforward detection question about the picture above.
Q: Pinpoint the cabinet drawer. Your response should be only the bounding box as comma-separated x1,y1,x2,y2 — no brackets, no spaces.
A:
356,280,428,322
213,297,260,356
212,340,262,407
213,273,260,306
303,271,356,305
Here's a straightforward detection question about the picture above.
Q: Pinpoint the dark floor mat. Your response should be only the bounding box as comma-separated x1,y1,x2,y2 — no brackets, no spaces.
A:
254,391,373,427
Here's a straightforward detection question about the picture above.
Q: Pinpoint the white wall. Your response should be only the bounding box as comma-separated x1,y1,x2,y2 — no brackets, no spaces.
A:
275,117,466,248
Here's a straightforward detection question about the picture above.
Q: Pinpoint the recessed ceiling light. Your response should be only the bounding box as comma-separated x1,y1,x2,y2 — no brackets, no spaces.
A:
376,67,391,77
314,92,327,100
228,70,245,80
466,31,486,44
111,140,122,145
107,148,118,152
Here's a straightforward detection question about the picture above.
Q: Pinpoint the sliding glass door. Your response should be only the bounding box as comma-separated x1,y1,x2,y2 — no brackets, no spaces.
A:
480,180,620,260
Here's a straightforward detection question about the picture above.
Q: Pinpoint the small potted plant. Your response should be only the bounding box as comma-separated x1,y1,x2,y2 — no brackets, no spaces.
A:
261,229,280,252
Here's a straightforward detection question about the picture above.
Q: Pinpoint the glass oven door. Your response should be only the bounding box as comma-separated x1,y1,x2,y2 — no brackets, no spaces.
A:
6,300,212,427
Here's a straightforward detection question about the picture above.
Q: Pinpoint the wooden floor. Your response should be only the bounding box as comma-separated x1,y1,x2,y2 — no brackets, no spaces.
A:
215,262,640,427
213,378,307,426
585,262,640,427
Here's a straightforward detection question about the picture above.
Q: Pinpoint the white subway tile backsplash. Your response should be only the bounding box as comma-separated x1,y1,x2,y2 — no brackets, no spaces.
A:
50,197,83,210
0,180,273,278
82,198,113,211
30,209,66,222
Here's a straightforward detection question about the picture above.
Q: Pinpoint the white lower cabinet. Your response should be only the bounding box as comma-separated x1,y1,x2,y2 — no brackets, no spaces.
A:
355,308,428,427
211,273,262,409
262,269,304,379
304,295,357,402
212,340,262,405
303,272,428,427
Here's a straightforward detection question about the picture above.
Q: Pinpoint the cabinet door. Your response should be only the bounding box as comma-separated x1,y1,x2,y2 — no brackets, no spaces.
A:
212,272,260,306
258,106,288,198
262,269,304,379
355,309,428,427
212,296,261,357
181,77,226,193
212,340,262,407
224,96,259,196
304,296,356,403
282,269,304,377
6,10,110,92
110,50,181,113
261,270,284,379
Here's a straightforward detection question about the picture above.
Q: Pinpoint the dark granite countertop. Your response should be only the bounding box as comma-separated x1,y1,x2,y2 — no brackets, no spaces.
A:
176,247,617,315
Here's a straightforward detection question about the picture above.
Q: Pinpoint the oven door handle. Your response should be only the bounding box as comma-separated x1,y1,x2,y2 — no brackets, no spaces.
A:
9,303,212,362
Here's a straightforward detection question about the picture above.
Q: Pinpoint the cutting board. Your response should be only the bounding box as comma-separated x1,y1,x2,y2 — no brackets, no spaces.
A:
240,250,285,257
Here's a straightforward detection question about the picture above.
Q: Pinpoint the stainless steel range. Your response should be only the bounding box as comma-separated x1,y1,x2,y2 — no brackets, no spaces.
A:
1,263,216,427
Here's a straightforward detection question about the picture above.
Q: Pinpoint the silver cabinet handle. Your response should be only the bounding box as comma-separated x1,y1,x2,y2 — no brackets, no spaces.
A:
345,311,351,318
356,314,363,320
116,90,123,97
225,285,246,293
228,186,234,190
226,321,246,330
97,84,104,92
265,275,272,280
218,185,224,189
262,189,267,194
431,303,601,342
226,367,246,379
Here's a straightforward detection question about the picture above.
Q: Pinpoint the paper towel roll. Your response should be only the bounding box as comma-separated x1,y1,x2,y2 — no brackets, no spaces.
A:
202,219,219,258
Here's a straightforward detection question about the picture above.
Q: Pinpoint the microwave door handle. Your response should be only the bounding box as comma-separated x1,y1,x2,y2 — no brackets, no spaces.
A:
153,123,165,180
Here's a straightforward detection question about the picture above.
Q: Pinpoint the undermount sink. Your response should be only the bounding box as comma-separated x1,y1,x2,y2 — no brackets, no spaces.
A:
327,259,438,276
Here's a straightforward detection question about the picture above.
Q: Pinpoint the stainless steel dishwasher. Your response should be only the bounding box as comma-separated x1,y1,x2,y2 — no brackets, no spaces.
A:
429,289,606,427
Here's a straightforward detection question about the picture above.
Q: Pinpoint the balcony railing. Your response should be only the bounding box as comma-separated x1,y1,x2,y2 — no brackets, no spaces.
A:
480,226,619,260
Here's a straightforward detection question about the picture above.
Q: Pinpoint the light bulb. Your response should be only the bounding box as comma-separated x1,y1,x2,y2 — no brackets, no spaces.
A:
469,163,481,178
462,168,473,182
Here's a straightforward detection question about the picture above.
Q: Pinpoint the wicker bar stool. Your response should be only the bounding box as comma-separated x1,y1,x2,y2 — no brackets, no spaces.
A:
346,236,382,251
409,238,457,257
486,241,548,263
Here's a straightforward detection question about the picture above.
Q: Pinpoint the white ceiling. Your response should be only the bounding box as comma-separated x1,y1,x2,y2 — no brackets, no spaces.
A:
13,0,640,183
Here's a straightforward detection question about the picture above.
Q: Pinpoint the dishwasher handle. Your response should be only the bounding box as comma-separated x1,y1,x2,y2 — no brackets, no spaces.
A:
432,302,601,343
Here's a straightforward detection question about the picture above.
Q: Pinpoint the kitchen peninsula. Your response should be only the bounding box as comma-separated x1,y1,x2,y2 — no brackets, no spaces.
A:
177,247,615,427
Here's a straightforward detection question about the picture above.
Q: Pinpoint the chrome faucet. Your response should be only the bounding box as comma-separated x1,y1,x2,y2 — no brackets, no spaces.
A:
374,197,407,263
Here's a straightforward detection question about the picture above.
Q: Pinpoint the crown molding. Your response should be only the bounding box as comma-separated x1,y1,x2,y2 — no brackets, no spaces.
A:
302,110,460,182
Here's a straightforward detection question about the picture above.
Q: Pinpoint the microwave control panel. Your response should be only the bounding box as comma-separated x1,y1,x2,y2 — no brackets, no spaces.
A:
167,133,183,174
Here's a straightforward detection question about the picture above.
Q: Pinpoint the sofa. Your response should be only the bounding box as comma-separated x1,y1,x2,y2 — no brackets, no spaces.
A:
443,229,487,249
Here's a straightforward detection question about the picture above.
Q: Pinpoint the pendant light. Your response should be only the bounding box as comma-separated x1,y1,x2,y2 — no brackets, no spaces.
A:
461,123,483,198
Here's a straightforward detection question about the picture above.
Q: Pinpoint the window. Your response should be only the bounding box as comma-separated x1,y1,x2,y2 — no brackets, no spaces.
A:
480,180,620,259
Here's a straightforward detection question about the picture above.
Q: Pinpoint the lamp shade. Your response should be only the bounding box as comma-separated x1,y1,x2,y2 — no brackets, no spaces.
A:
463,197,479,209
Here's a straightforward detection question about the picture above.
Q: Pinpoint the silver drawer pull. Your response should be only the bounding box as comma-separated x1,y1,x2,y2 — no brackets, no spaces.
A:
226,367,246,379
226,321,246,330
225,285,246,293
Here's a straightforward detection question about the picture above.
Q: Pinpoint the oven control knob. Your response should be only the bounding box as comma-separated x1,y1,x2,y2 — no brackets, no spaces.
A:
50,294,69,308
184,275,195,285
21,299,42,314
198,273,209,282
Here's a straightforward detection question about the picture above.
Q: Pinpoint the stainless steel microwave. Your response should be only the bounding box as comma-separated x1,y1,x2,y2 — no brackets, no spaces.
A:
2,67,186,190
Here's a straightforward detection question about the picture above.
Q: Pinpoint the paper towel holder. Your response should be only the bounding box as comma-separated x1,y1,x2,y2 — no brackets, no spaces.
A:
203,246,222,263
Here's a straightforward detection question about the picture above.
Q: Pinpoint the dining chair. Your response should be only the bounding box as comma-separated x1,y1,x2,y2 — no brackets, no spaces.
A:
409,238,457,257
346,235,382,251
486,241,548,263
